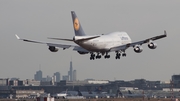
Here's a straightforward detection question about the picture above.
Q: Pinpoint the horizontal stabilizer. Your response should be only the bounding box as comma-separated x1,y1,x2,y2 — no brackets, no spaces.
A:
48,36,100,42
76,36,100,42
48,37,74,41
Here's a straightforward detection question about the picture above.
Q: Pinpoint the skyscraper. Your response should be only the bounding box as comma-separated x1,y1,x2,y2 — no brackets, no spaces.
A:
62,75,69,81
54,72,60,82
68,61,73,81
34,70,42,81
73,70,77,81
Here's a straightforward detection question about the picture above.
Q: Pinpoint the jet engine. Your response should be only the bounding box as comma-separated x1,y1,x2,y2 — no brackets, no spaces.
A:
48,46,58,52
148,42,157,49
134,45,143,53
77,51,88,54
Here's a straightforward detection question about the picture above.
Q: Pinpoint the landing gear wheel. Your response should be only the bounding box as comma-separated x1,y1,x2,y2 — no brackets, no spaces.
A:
96,55,101,59
122,53,126,57
115,52,121,59
105,55,110,59
104,52,110,59
90,53,95,60
115,56,120,59
96,53,101,59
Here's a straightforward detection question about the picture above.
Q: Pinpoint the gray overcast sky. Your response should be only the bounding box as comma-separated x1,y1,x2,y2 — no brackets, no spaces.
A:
0,0,180,81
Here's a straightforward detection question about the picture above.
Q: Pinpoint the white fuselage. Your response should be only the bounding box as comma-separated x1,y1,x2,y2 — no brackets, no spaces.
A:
56,92,67,97
74,32,132,52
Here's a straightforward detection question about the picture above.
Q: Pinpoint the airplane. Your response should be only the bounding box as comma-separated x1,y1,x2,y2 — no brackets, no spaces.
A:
52,90,68,98
124,90,145,98
52,90,84,99
77,90,110,98
15,11,167,60
52,90,108,99
120,90,145,98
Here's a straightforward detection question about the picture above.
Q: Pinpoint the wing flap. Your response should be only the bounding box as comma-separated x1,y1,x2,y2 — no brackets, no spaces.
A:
110,44,129,52
73,46,89,52
47,43,72,49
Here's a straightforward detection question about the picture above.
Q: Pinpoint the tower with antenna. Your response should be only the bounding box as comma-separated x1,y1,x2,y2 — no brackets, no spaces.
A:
68,57,73,81
170,79,174,100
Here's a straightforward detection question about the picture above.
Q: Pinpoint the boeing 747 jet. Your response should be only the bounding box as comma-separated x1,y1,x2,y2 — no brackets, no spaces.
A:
16,11,167,60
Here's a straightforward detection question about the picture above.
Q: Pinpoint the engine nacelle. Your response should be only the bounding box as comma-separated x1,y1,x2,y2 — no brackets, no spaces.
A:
134,45,143,53
48,46,58,52
148,42,157,49
77,51,88,55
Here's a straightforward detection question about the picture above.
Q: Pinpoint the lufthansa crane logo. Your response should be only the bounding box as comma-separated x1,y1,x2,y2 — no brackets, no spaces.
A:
74,18,80,31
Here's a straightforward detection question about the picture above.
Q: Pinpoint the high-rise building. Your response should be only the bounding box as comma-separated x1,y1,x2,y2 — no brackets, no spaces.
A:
54,72,60,82
0,78,9,86
46,75,52,81
62,75,69,81
34,70,42,81
52,75,56,85
73,70,77,81
68,71,70,77
68,61,73,81
172,74,180,86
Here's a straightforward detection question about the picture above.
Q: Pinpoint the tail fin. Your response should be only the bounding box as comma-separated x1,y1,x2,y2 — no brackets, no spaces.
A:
128,90,132,94
77,90,83,96
116,89,123,97
71,11,86,36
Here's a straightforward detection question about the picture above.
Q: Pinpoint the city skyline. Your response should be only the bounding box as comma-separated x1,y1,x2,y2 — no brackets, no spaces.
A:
0,1,180,81
33,61,77,81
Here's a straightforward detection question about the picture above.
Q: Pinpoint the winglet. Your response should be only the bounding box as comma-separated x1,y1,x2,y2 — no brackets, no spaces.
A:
164,30,167,36
15,34,20,40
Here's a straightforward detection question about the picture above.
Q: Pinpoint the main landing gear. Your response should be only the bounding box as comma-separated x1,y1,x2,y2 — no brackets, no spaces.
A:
115,52,121,59
90,53,95,60
104,53,110,59
96,53,101,59
122,53,126,57
90,53,102,60
90,52,110,60
115,51,126,59
89,52,126,60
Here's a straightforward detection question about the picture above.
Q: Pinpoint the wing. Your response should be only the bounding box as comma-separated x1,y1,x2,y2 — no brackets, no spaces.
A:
15,35,89,52
129,30,167,47
110,30,167,52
